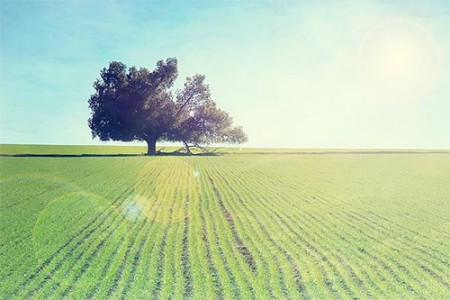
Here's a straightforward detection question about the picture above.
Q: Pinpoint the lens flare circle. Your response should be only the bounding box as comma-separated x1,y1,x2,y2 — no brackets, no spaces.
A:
32,190,129,292
358,18,440,102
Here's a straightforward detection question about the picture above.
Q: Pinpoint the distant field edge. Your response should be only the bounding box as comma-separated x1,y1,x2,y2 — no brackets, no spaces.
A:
1,144,449,156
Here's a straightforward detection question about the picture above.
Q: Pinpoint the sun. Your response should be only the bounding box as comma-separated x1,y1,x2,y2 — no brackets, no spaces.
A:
377,39,418,81
359,19,439,102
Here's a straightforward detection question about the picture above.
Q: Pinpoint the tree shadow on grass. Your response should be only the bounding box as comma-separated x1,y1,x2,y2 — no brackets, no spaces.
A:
156,151,221,157
0,152,222,158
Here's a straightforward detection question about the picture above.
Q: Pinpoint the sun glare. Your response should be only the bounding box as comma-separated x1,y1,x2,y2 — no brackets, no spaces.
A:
377,40,417,80
359,19,439,102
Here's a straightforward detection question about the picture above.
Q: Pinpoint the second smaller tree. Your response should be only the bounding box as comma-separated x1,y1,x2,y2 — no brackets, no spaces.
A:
167,74,247,154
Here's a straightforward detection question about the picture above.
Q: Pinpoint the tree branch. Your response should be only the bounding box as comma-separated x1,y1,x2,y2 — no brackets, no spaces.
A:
174,93,194,118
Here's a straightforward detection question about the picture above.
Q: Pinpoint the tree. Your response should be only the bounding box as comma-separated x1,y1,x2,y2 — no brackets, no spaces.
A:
88,58,247,155
167,75,247,154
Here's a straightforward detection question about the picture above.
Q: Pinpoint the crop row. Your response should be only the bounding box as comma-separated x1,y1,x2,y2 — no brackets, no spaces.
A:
1,154,449,299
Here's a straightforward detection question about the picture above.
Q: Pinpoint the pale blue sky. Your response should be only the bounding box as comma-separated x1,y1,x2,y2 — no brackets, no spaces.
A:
1,1,449,148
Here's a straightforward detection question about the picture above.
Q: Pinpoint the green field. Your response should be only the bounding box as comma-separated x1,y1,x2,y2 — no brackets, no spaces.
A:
3,144,447,156
1,145,449,299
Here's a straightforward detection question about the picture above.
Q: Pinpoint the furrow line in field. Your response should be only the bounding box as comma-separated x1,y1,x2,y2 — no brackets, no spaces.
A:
27,162,161,298
0,163,112,212
118,161,181,298
39,200,134,298
339,214,442,296
209,170,282,299
338,209,450,292
120,190,174,297
82,222,129,299
8,161,149,256
228,187,334,298
253,172,428,297
258,201,345,297
309,191,450,290
349,209,450,277
150,169,182,299
236,165,367,298
251,166,410,298
207,175,257,273
14,163,161,297
256,168,450,290
182,196,193,299
0,185,64,212
108,163,176,298
216,168,309,300
199,194,225,300
206,166,288,299
200,165,256,299
204,171,259,299
312,186,450,259
0,162,138,251
266,177,439,297
175,165,196,299
210,165,303,299
309,210,406,296
302,211,418,298
0,188,84,251
366,210,450,262
0,193,87,283
25,166,161,299
117,202,164,299
59,221,120,298
10,186,133,297
108,197,161,298
202,187,245,299
183,161,214,299
275,186,415,295
154,185,184,299
21,189,133,299
297,190,441,296
306,219,397,298
401,214,450,240
309,187,450,277
262,201,363,298
248,180,380,299
326,187,450,257
220,167,343,298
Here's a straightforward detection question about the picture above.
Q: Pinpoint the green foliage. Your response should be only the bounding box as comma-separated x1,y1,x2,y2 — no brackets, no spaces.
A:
168,75,247,149
1,152,449,299
87,59,247,155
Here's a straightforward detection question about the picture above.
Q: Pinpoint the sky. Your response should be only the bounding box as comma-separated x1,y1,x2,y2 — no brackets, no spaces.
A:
1,0,449,149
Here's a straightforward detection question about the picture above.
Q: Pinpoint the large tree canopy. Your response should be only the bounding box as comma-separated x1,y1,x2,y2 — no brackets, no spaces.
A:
88,58,247,155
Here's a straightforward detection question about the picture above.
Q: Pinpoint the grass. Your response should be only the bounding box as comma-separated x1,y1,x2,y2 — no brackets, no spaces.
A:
1,144,449,299
0,144,149,155
2,143,449,156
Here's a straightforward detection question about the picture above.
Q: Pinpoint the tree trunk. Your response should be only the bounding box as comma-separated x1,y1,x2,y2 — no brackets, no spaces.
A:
183,140,192,155
146,137,157,156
